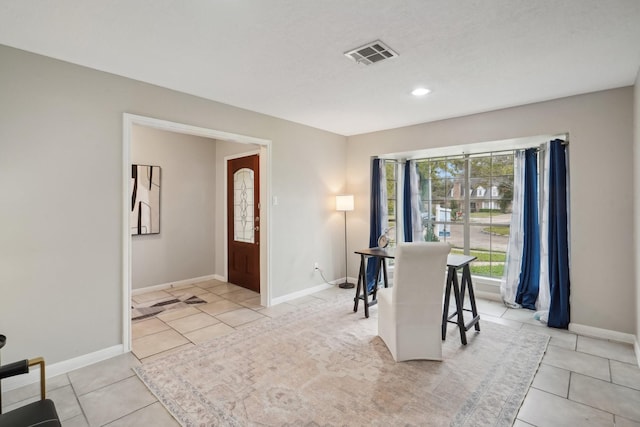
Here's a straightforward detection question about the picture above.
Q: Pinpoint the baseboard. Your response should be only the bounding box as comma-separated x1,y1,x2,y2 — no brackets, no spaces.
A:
131,274,218,296
569,323,636,345
340,276,358,287
271,281,337,305
2,345,125,392
474,290,502,302
213,274,225,282
635,338,640,368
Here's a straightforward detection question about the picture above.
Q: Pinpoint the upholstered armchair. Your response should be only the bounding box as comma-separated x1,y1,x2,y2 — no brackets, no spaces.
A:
377,242,450,362
0,335,61,426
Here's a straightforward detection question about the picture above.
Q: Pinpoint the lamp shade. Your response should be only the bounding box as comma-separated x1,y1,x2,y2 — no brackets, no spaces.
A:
336,194,354,211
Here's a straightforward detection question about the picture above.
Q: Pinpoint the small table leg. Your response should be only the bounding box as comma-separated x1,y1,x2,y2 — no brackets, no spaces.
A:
451,270,467,345
442,267,454,340
353,255,365,313
442,264,481,345
462,265,480,332
370,258,384,302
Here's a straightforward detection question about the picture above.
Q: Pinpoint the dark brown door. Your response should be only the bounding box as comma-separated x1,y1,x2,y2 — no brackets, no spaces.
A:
227,154,260,292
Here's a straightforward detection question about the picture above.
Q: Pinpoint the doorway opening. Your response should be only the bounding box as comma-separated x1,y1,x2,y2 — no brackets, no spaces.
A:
122,113,272,352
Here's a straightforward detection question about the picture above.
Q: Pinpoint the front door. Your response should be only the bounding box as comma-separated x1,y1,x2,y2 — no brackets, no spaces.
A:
227,154,260,292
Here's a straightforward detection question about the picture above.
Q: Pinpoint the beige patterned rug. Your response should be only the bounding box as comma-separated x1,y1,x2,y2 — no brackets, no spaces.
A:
135,293,548,426
131,294,207,322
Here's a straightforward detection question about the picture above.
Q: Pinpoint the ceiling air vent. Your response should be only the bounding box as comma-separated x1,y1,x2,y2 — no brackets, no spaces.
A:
344,40,398,66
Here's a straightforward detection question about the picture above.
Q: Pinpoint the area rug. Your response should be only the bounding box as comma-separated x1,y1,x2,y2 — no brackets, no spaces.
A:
131,294,206,322
134,293,549,426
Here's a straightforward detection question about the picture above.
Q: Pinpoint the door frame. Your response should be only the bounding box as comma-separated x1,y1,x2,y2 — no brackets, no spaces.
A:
121,113,272,352
223,150,260,288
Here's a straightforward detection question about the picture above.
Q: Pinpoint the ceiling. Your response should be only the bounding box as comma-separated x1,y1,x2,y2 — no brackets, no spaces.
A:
1,1,639,136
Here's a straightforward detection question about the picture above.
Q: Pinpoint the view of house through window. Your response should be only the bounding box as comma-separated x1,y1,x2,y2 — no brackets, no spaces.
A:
385,151,519,279
385,161,397,250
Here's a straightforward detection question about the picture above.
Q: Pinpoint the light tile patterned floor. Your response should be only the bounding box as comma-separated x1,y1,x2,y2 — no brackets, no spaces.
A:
2,281,639,426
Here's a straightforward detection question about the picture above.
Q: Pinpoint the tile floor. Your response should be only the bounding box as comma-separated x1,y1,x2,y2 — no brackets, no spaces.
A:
2,279,639,426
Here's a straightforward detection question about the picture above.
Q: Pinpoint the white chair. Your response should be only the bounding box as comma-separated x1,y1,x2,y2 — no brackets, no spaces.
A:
377,242,451,362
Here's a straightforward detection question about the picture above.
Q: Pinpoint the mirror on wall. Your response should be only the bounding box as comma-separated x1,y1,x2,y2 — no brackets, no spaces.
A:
131,164,161,235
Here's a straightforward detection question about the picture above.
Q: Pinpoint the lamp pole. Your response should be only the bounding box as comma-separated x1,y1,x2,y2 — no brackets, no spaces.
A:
339,209,354,288
336,194,355,289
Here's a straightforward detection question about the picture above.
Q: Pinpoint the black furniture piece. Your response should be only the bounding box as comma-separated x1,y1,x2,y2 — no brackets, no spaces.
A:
441,254,480,345
353,248,480,345
0,335,61,427
353,247,393,318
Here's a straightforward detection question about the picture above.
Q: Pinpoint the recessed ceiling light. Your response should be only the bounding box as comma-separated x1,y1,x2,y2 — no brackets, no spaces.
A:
411,87,431,96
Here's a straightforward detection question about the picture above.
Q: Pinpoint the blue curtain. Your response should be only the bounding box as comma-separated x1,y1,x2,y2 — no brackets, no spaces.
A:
515,148,540,309
403,160,413,242
366,158,383,291
547,140,570,328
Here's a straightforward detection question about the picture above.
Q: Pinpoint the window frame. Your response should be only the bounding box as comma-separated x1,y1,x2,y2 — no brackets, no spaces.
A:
385,149,524,283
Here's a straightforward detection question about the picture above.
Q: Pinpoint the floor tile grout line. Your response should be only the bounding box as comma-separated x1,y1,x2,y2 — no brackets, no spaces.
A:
66,373,90,425
139,307,267,350
569,367,640,394
100,400,164,426
535,384,618,421
73,369,138,399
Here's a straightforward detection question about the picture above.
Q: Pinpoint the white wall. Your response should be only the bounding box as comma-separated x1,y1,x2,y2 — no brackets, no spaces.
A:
131,125,216,289
347,87,635,335
0,44,346,364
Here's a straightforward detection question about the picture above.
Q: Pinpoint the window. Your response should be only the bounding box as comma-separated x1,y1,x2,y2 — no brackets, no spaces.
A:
233,168,255,243
389,151,518,279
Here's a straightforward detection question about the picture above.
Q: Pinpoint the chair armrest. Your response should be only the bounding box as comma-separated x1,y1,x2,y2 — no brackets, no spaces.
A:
0,357,47,400
0,359,29,380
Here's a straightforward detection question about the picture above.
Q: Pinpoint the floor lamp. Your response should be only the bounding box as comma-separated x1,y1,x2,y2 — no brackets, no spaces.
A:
336,195,355,289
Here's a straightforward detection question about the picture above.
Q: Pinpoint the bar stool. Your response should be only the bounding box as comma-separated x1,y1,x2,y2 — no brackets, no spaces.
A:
441,255,480,345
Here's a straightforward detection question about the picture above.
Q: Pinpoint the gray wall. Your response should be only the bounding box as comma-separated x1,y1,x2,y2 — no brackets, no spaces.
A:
347,87,635,335
0,44,346,364
131,125,216,289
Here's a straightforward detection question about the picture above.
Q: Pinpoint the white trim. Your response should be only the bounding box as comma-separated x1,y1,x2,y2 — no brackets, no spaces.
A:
123,114,270,145
568,323,637,345
260,145,272,307
213,274,225,282
474,289,502,302
473,276,502,288
2,345,125,392
122,113,273,354
131,274,217,296
381,133,567,161
634,338,640,368
122,116,132,352
271,282,337,305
